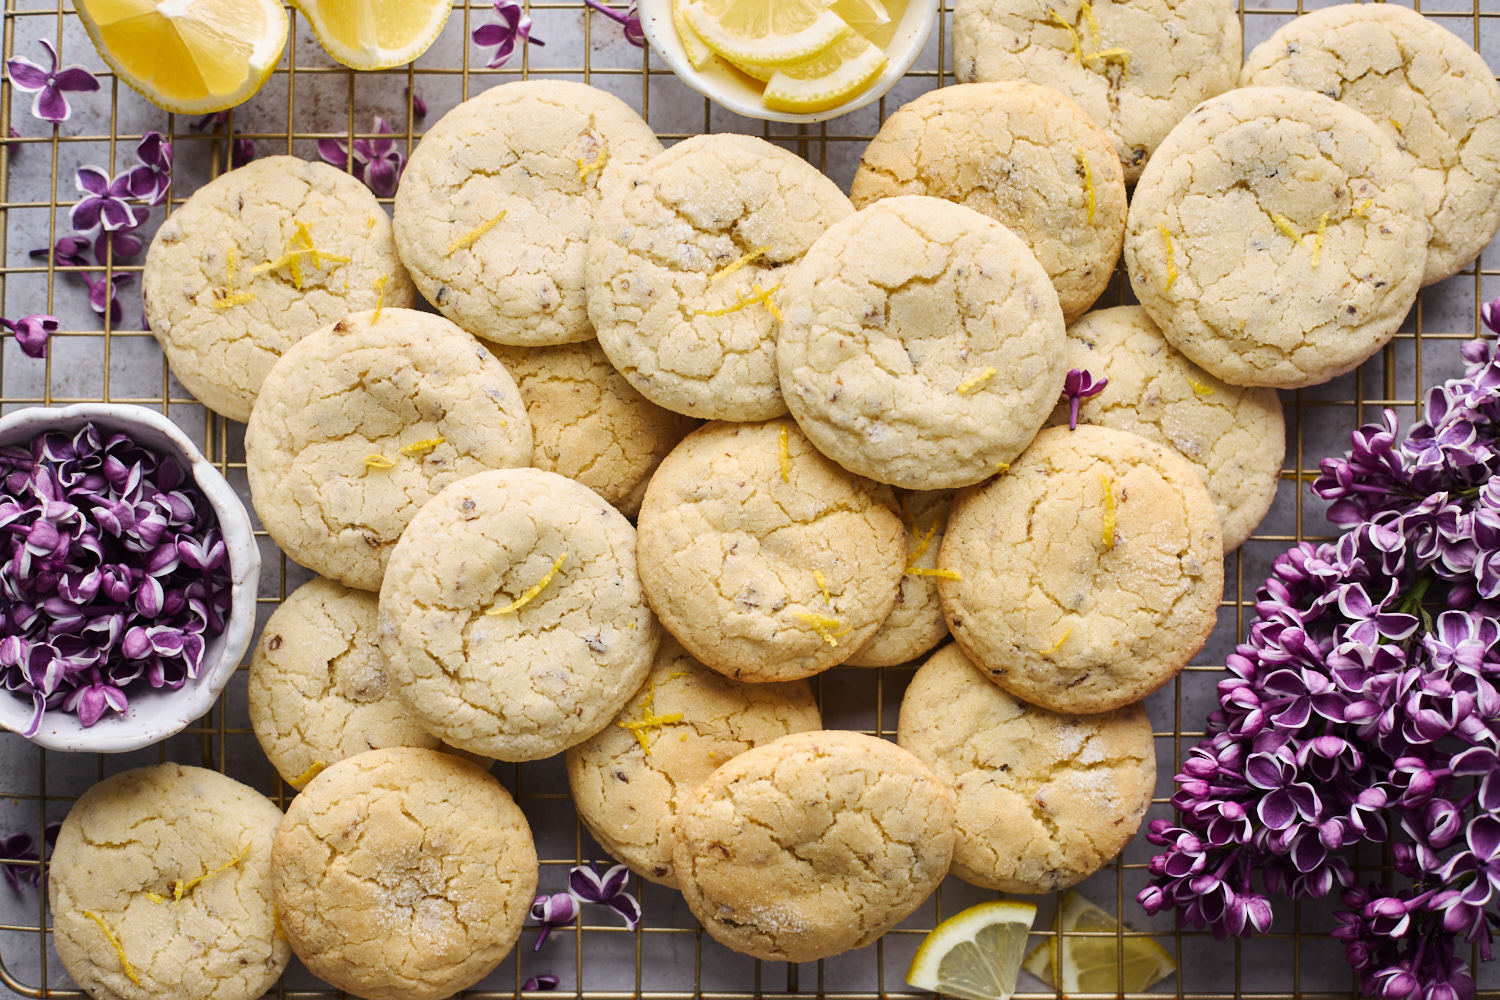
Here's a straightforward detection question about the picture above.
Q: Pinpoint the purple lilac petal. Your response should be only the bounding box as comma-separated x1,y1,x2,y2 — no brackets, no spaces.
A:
523,976,559,991
6,40,99,125
0,315,58,359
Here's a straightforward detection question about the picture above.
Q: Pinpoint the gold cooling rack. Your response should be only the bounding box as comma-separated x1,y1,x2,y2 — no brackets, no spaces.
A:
0,0,1496,997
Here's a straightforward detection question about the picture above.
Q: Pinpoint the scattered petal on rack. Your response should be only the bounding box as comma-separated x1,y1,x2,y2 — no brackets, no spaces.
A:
529,892,579,950
317,117,407,198
523,975,560,991
82,273,133,326
29,237,89,269
70,166,142,235
473,0,546,69
5,39,99,125
568,862,642,930
126,132,173,206
0,315,58,359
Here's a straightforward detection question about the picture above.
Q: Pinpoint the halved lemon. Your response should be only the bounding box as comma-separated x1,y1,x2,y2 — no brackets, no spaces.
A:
761,32,886,113
674,0,719,70
290,0,453,70
73,0,288,114
907,899,1038,1000
683,0,851,67
1021,891,1178,995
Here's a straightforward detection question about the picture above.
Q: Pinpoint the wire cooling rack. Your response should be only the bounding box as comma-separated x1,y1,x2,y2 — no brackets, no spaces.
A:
0,0,1497,997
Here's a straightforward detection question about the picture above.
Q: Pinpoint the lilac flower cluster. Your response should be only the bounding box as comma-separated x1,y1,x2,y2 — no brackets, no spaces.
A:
0,425,232,737
474,0,546,68
1139,339,1500,1000
525,863,642,986
318,117,407,199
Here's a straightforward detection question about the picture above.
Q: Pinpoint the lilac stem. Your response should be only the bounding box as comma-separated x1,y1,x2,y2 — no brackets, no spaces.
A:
581,0,629,24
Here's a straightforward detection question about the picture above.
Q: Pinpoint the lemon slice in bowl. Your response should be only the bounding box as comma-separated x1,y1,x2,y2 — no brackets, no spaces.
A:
290,0,453,70
684,0,851,67
830,0,889,35
1022,891,1178,995
761,32,886,113
674,0,720,70
907,899,1037,1000
73,0,288,114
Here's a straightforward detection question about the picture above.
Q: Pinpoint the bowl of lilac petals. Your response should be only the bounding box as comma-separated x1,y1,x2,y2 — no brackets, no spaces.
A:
0,404,258,752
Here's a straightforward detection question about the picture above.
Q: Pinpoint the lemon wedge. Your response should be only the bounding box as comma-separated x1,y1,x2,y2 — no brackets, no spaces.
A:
674,0,720,69
830,0,889,34
73,0,288,114
1022,891,1178,995
290,0,452,70
761,32,886,113
727,56,775,81
684,0,851,67
907,899,1038,1000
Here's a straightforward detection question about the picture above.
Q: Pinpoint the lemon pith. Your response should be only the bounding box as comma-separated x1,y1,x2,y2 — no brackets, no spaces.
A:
907,900,1038,1000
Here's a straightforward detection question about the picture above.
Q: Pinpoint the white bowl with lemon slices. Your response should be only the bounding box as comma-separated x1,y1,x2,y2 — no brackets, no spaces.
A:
640,0,937,122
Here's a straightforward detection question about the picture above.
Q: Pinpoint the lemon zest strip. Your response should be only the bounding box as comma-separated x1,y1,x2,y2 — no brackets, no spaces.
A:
1077,149,1096,224
1159,224,1177,292
1186,375,1214,397
779,426,791,482
143,892,166,904
447,210,508,254
1388,118,1403,134
1100,472,1116,550
1079,0,1100,44
1353,198,1373,217
814,569,832,606
226,245,238,284
794,610,850,647
1271,213,1302,243
1048,9,1083,61
577,143,609,184
250,221,351,290
273,905,288,941
956,367,997,395
486,553,568,615
1043,626,1074,655
208,289,255,308
996,462,1010,473
83,911,139,985
693,282,781,319
906,519,941,569
1083,47,1129,77
290,761,326,787
372,274,390,324
906,567,962,580
400,437,445,455
711,245,770,283
1311,211,1329,267
617,683,685,755
172,844,251,902
364,454,396,469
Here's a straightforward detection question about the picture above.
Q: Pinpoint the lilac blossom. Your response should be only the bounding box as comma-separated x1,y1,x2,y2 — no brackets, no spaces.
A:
82,272,133,326
582,0,644,46
1060,367,1106,430
31,236,90,269
125,132,172,206
407,88,428,118
69,165,142,234
529,892,578,950
317,117,405,198
0,424,232,735
569,862,642,929
473,0,545,69
0,315,57,359
5,39,98,125
523,976,559,991
0,822,59,893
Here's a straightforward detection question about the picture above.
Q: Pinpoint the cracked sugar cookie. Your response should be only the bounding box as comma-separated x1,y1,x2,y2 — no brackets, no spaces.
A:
588,133,853,422
1124,86,1427,389
50,764,290,1000
1243,3,1500,286
951,0,1241,183
844,488,953,668
272,749,537,1000
897,643,1155,893
486,340,697,518
673,730,955,963
938,425,1223,714
777,196,1067,490
1044,306,1284,553
142,155,417,423
245,308,532,593
636,418,906,683
565,636,821,889
250,577,479,789
379,468,660,761
393,80,663,346
850,82,1126,323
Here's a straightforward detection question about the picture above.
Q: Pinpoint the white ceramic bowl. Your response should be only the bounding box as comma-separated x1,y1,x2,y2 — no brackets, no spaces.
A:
0,404,260,752
639,0,938,124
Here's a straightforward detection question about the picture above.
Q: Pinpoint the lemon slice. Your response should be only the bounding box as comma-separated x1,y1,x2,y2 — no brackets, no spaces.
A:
73,0,288,114
1022,891,1178,995
728,56,775,81
674,0,719,70
761,32,886,113
290,0,452,70
907,899,1038,1000
830,0,889,34
684,0,851,67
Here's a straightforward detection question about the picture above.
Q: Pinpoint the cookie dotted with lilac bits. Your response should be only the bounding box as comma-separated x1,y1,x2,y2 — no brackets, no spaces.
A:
272,748,537,1000
244,308,533,593
776,195,1068,490
142,155,417,423
378,468,660,762
49,763,290,1000
393,80,663,347
938,424,1223,714
1123,86,1428,390
672,729,956,963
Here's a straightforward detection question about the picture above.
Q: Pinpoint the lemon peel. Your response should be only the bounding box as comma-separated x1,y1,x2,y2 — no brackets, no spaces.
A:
363,454,395,469
290,760,326,787
1083,46,1129,77
996,462,1010,473
956,367,997,395
372,274,390,323
1353,198,1373,217
1159,224,1177,292
1311,211,1329,267
251,221,351,290
1100,472,1115,550
1076,149,1096,224
273,905,287,941
447,209,508,254
83,911,139,985
779,426,791,482
794,610,851,646
814,569,832,606
711,245,770,283
143,892,166,904
171,844,251,902
907,567,962,580
1048,8,1083,61
399,437,445,455
577,143,609,184
1044,626,1073,654
1186,375,1214,397
486,553,568,615
906,518,940,568
617,683,685,754
1079,0,1100,44
693,281,782,319
1271,213,1302,243
207,289,255,308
